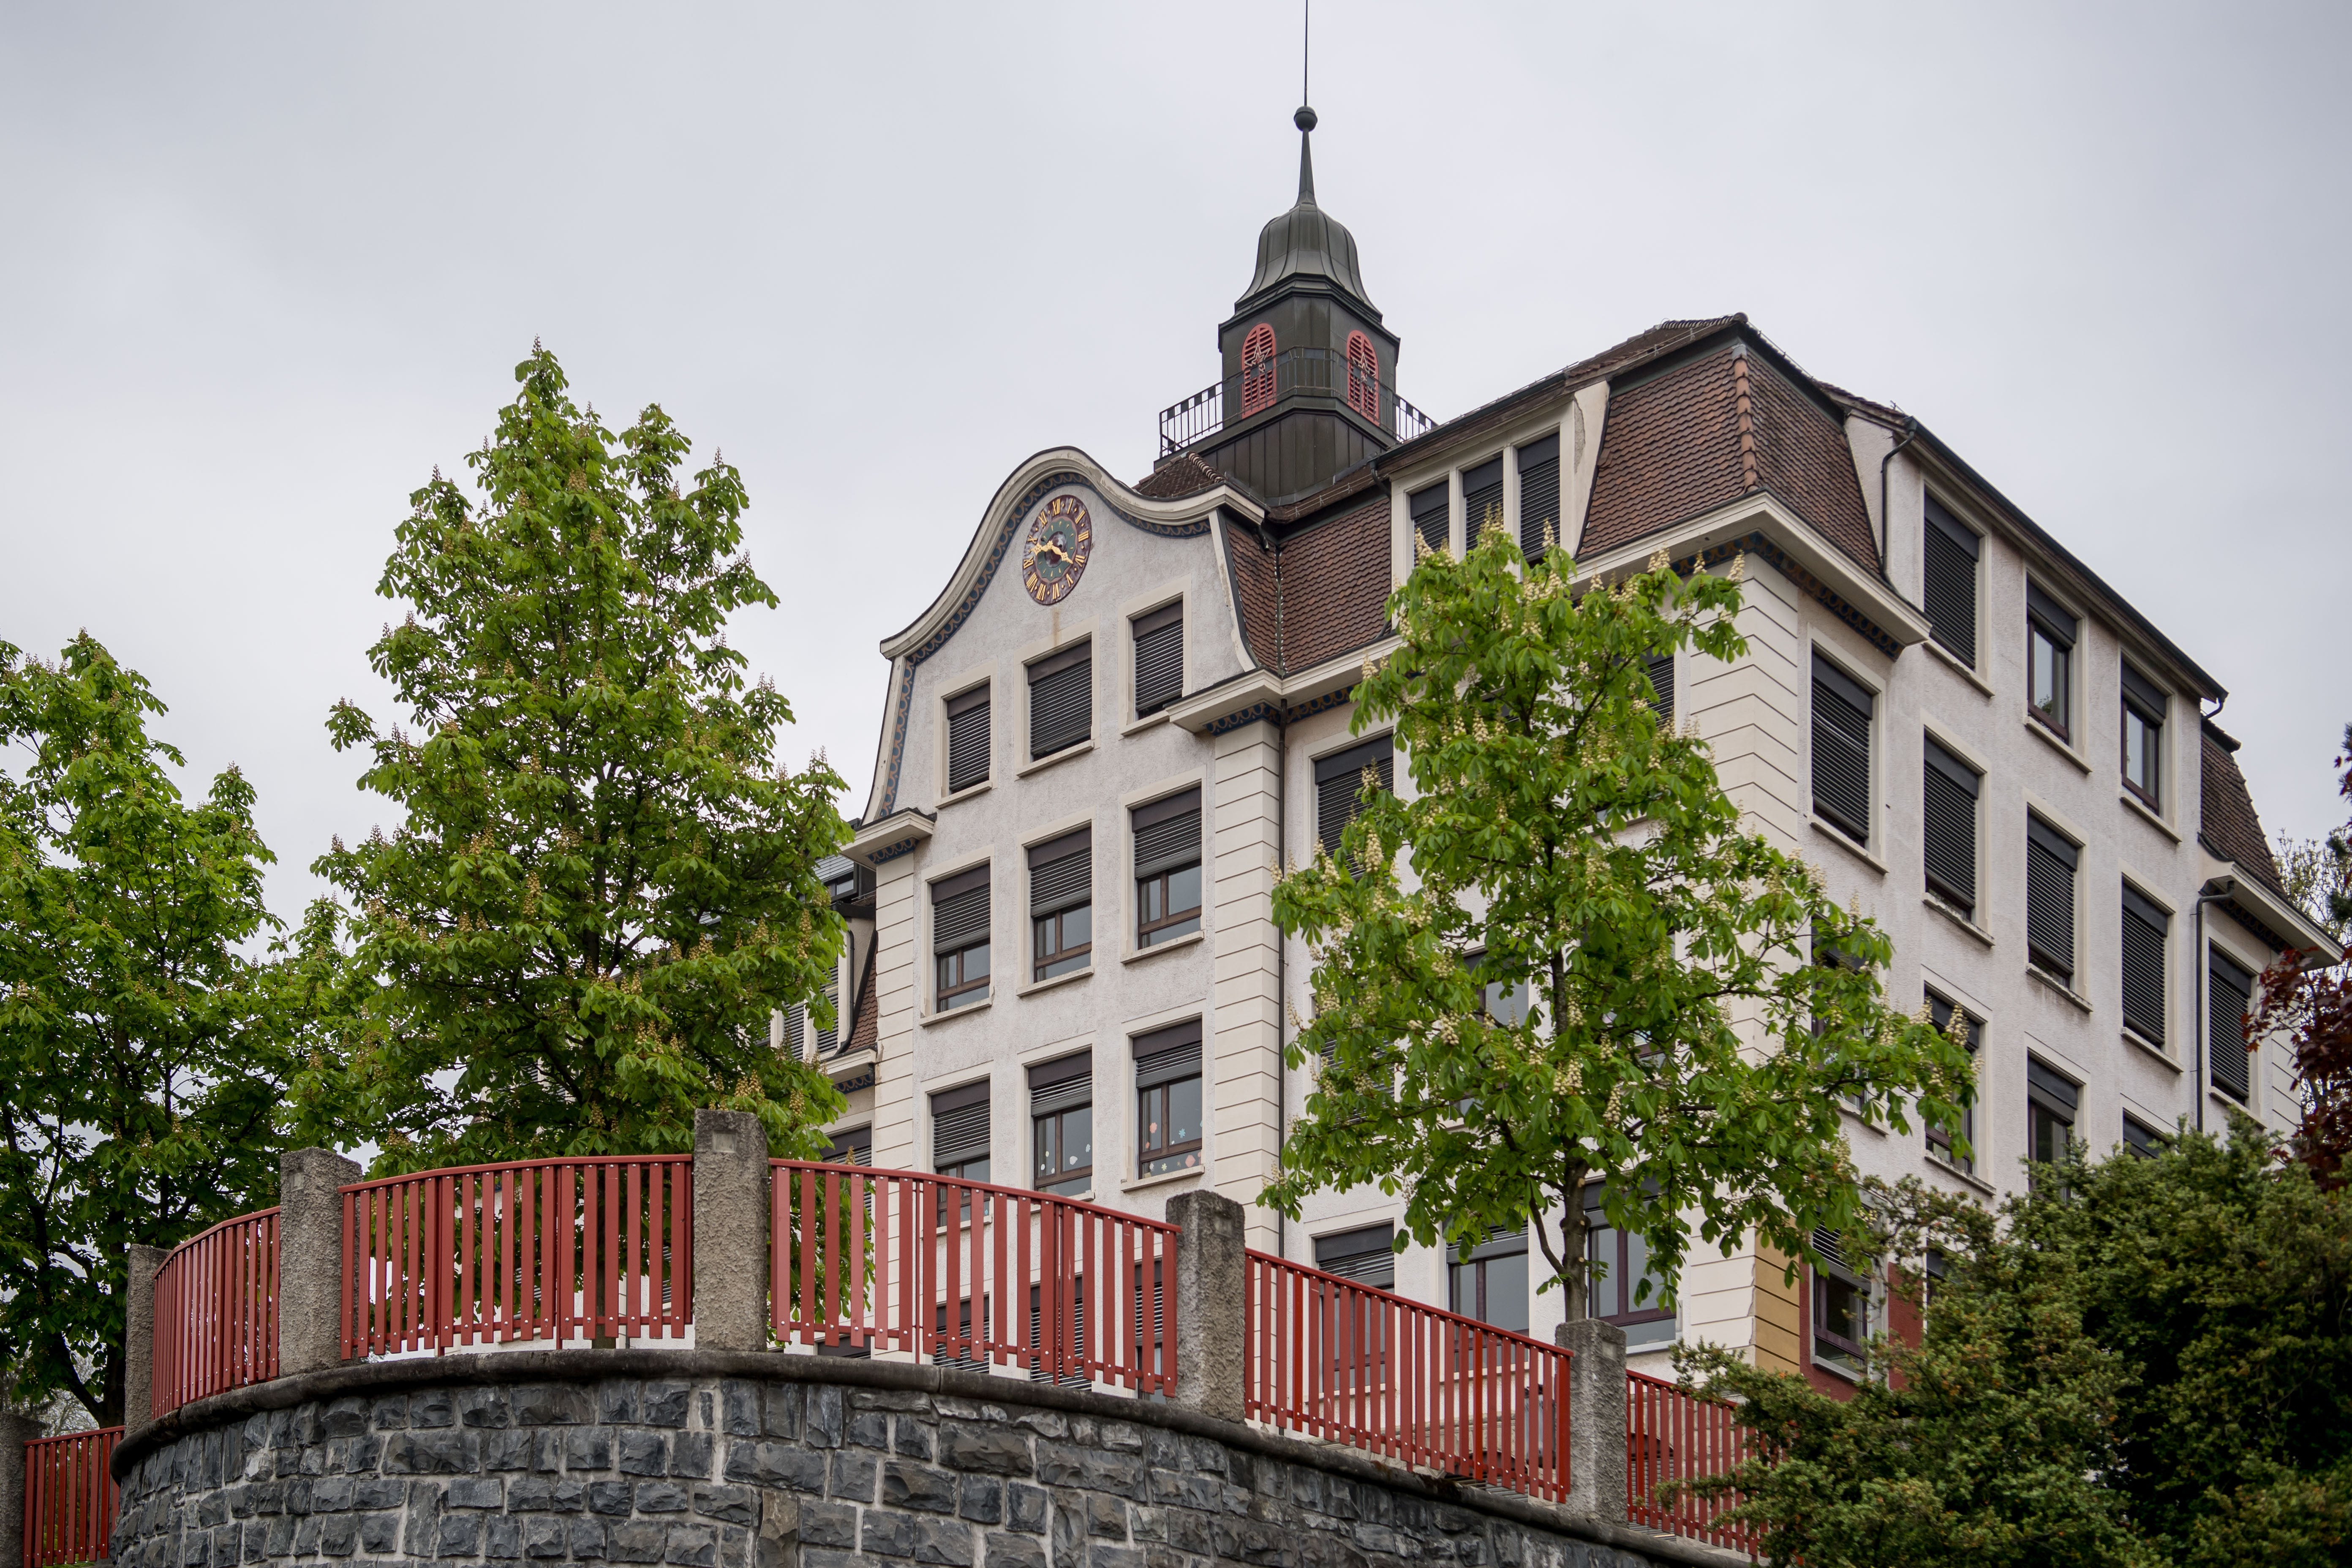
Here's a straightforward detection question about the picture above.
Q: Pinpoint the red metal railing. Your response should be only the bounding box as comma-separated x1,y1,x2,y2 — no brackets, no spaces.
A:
1626,1370,1759,1554
768,1161,1176,1394
1243,1250,1572,1502
22,1427,120,1566
341,1157,692,1358
151,1209,280,1418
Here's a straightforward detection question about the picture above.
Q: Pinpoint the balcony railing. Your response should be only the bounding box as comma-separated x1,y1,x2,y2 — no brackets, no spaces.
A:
22,1427,120,1567
1159,347,1437,457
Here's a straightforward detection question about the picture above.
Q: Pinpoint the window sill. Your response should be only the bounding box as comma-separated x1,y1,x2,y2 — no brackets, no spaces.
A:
1921,637,1995,697
1809,815,1889,875
816,1048,877,1083
2118,789,2180,843
2210,1085,2255,1117
1922,894,1995,948
1809,1350,1864,1385
1121,709,1173,738
2024,713,2092,776
1123,928,1208,964
938,781,992,810
2026,965,2093,1013
1120,1165,1204,1195
1015,966,1093,999
2123,1029,2182,1073
919,996,993,1027
1924,1149,1997,1195
1017,739,1095,779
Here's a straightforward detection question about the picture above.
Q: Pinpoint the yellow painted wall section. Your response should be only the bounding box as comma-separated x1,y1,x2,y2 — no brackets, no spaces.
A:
1753,1242,1802,1375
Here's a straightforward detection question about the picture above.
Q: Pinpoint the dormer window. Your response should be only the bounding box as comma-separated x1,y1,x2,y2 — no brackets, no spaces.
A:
1344,331,1379,420
1241,324,1277,416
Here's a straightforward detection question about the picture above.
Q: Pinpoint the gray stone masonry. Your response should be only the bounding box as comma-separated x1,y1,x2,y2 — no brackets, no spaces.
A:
1161,1193,1243,1424
0,1408,41,1568
691,1113,770,1353
1556,1321,1627,1524
126,1244,169,1440
283,1150,366,1378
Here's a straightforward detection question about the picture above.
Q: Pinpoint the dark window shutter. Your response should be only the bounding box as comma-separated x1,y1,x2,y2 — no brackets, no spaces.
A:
931,1083,991,1169
1028,1051,1092,1115
812,978,840,1056
1314,1223,1396,1290
824,1126,871,1165
2121,1116,2163,1158
1029,849,1091,917
1516,435,1561,561
2026,1056,2078,1122
1132,604,1184,716
1922,498,1979,667
1315,736,1394,860
782,1004,804,1057
2026,817,2078,978
2122,662,2167,721
1811,653,1873,845
1132,789,1202,879
2209,950,2254,1101
932,868,991,950
2121,884,2168,1045
1132,1020,1202,1090
2027,582,2079,649
1029,646,1092,758
1922,737,1980,914
1462,457,1504,543
1410,483,1448,555
945,688,990,794
1646,653,1675,724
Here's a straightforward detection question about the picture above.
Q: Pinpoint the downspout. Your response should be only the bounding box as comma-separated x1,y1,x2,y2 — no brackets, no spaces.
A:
2193,875,2238,1136
1877,417,1923,582
1259,521,1290,1260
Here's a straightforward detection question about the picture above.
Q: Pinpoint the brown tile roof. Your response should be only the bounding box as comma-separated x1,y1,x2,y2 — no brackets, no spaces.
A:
844,944,877,1054
1135,450,1230,500
1220,494,1392,677
2200,721,2286,899
1225,518,1281,670
1747,355,1880,571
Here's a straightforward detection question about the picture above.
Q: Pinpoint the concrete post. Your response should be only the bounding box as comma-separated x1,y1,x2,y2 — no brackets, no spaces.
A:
0,1407,41,1568
693,1109,770,1351
1558,1317,1628,1522
122,1243,167,1442
279,1147,362,1378
1165,1190,1247,1422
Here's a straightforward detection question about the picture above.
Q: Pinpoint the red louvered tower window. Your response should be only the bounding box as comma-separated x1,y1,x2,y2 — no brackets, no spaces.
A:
1345,331,1380,420
1240,323,1277,416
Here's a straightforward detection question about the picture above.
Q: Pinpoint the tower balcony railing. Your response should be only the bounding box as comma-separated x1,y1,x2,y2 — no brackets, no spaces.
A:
1158,347,1437,457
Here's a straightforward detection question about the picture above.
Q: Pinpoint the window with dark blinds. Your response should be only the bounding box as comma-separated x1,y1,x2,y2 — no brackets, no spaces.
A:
1314,1223,1396,1290
1516,435,1561,561
1461,457,1503,542
931,1083,990,1170
811,978,841,1057
824,1126,871,1165
1315,735,1394,862
2209,949,2254,1102
2121,884,2168,1046
1811,653,1873,845
945,685,990,794
1132,789,1200,876
932,867,991,948
1028,1052,1092,1116
1132,604,1184,717
1410,483,1448,556
1645,653,1674,724
2026,816,2078,980
1922,737,1980,915
1922,498,1979,667
1028,834,1090,915
1028,643,1091,758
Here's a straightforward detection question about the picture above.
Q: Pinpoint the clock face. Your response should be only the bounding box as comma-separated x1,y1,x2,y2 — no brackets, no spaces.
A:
1021,494,1092,605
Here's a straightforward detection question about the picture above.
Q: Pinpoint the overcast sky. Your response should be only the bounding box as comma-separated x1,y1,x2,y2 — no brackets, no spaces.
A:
5,2,2347,924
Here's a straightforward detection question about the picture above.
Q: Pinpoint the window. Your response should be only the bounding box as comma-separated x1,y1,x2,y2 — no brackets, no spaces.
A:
1315,734,1394,864
2027,583,2077,740
1448,1226,1529,1334
1314,1224,1396,1290
1516,434,1561,562
1810,1226,1867,1377
2027,1056,2078,1166
823,1126,872,1166
1132,604,1184,718
1240,323,1277,417
1134,1021,1203,1176
2026,816,2078,980
1343,331,1380,421
1473,951,1529,1028
1028,828,1092,981
1587,1187,1674,1348
1923,737,1981,916
1922,497,1980,667
1410,482,1449,557
931,1082,991,1185
2122,663,2164,806
945,684,990,794
2209,948,2254,1103
2122,1114,2165,1160
1645,652,1675,725
1811,652,1874,846
1462,457,1504,542
1027,642,1092,759
1133,788,1202,947
1924,993,1980,1174
809,976,841,1057
2121,884,2169,1047
1028,1052,1092,1197
931,865,991,1011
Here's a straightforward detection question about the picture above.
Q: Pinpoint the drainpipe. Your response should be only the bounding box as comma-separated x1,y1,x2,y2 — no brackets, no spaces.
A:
2193,875,2238,1136
1877,418,1922,580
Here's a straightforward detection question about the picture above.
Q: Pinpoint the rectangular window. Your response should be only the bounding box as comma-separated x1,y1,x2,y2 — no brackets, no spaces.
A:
1314,1223,1396,1290
823,1126,872,1166
1811,652,1874,846
1133,1021,1203,1177
1028,1052,1092,1196
809,977,841,1058
1922,497,1980,667
1028,828,1092,981
1315,734,1395,864
2122,662,2165,806
2027,583,2077,740
1027,642,1092,759
1461,456,1504,542
1924,993,1980,1174
2026,815,2078,980
2121,883,2169,1047
931,1081,991,1185
2027,1056,2078,1166
2209,948,2254,1102
1516,434,1561,562
1133,787,1202,947
945,684,991,794
1587,1187,1675,1348
1410,482,1449,556
1923,736,1981,916
1810,1226,1867,1376
1448,1225,1530,1334
932,865,991,1011
1132,603,1184,718
1646,653,1675,725
2122,1114,2165,1160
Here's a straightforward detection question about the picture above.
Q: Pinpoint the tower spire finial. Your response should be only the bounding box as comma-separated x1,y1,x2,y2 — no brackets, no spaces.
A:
1294,0,1316,205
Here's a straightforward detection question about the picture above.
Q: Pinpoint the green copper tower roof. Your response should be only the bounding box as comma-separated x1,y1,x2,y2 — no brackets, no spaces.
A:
1237,104,1379,320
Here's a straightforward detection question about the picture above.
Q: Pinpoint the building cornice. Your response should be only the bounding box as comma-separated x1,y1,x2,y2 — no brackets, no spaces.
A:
844,809,935,868
1165,635,1402,736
